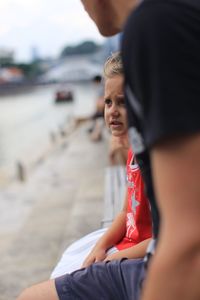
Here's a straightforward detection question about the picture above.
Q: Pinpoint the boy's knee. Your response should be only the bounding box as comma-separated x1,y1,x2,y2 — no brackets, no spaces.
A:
17,287,35,300
16,280,58,300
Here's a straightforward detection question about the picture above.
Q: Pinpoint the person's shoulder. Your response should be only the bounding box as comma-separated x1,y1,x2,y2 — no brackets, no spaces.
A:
126,0,200,29
123,0,200,49
124,1,171,41
133,0,200,13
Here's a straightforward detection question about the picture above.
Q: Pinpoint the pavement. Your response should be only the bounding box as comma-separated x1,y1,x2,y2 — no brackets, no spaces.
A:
0,122,108,300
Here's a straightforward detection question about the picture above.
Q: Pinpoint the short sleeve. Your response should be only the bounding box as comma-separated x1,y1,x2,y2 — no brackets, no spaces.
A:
122,0,200,148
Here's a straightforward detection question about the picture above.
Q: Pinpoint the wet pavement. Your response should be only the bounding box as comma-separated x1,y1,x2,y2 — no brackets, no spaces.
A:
0,123,108,300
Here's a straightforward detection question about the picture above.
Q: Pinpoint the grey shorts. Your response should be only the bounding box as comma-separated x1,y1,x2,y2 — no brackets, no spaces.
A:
55,258,145,300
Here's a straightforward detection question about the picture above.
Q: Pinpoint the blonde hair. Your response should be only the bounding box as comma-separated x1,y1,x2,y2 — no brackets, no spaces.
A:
103,51,123,79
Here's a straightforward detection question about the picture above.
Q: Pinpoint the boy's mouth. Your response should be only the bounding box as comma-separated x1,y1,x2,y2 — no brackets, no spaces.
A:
110,120,123,128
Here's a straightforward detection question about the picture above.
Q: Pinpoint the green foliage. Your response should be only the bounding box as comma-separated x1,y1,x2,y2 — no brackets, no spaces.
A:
60,40,101,57
0,57,14,66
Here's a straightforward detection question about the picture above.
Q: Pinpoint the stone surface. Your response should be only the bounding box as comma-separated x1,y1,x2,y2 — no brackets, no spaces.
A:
0,123,108,300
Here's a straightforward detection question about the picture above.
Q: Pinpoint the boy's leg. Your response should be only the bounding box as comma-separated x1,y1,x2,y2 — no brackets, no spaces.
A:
17,258,145,300
17,280,58,300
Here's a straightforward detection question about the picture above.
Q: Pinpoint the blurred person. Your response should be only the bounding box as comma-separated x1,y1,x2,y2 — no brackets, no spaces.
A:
87,75,105,141
75,75,105,142
17,52,152,300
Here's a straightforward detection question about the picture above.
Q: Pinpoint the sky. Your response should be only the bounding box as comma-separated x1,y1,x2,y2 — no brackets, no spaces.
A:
0,0,104,62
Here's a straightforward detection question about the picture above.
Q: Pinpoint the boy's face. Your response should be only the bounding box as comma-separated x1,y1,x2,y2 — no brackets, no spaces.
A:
104,75,128,137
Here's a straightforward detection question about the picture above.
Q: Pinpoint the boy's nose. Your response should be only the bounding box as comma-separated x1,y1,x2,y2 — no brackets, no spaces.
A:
110,105,119,116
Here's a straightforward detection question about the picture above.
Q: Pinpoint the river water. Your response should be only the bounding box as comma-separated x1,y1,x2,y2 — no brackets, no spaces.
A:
0,82,96,182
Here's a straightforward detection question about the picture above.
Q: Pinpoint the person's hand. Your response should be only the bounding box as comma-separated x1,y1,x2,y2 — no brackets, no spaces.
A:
82,248,107,268
104,252,125,262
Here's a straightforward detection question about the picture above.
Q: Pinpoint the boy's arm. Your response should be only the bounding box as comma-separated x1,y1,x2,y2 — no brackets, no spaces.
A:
105,238,151,261
82,191,128,268
142,134,200,300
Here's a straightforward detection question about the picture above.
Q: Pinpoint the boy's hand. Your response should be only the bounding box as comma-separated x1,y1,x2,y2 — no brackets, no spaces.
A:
82,248,106,268
104,252,125,262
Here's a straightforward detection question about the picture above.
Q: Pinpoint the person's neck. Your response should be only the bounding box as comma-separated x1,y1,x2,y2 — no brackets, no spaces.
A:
118,133,130,149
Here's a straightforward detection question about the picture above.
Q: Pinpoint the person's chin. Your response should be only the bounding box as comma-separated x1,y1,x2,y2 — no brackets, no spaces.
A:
101,29,119,37
98,23,120,37
112,130,122,137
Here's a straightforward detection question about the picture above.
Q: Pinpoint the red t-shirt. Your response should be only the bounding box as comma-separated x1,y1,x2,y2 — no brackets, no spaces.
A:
116,148,152,250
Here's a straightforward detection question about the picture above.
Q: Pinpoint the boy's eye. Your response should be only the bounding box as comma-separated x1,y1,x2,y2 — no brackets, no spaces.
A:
118,99,125,105
117,97,125,106
104,98,112,105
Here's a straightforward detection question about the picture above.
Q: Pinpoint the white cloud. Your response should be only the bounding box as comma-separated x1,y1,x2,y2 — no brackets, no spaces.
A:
0,0,104,62
0,25,10,37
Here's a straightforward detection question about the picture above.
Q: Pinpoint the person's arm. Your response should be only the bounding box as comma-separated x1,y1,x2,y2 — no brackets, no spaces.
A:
105,238,151,261
82,191,128,268
142,134,200,300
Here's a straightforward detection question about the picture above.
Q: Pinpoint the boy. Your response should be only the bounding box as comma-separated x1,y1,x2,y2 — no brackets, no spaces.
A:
17,52,151,300
50,52,152,278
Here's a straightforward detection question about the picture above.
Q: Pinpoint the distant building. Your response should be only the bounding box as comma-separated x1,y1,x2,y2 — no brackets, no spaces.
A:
30,46,40,62
38,54,103,83
0,48,14,65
